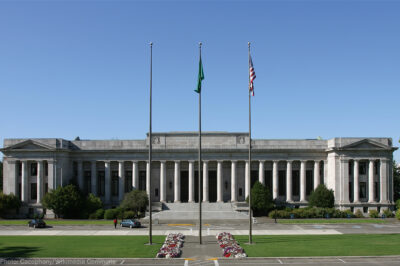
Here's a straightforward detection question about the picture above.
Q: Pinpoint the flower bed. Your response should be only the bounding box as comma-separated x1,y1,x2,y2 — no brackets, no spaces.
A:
216,232,247,258
156,233,185,258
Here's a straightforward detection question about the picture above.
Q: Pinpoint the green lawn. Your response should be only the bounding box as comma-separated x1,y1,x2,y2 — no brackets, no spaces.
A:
0,220,115,226
0,236,164,258
277,218,389,224
236,234,400,257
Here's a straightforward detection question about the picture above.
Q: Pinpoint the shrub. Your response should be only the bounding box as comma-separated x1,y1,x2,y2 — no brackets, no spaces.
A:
396,210,400,220
308,184,335,208
344,209,355,218
104,209,116,220
369,210,379,218
355,209,364,218
123,210,135,219
89,208,104,220
383,209,394,218
42,184,83,218
0,192,21,217
120,190,148,213
396,199,400,210
85,194,102,214
246,181,273,216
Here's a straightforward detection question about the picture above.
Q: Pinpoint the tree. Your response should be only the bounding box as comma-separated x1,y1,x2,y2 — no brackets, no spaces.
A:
42,184,83,218
0,192,21,217
308,184,335,208
120,190,148,213
84,193,103,215
393,160,400,202
246,181,273,216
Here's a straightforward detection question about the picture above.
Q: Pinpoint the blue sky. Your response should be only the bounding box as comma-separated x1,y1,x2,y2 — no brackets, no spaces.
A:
0,0,399,161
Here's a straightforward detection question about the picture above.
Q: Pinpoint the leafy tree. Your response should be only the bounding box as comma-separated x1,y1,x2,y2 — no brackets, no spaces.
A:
246,181,273,216
308,184,335,208
394,160,400,202
120,189,148,213
84,193,103,214
0,192,21,217
42,184,83,218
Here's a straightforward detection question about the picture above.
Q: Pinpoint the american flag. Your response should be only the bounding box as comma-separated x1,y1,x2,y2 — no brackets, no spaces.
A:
249,55,256,96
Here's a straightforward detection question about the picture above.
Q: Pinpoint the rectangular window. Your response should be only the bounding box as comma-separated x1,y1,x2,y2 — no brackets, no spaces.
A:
84,171,91,194
359,162,367,175
278,170,286,196
45,162,48,176
375,181,379,200
349,162,353,175
31,163,37,176
112,171,119,196
18,184,22,200
45,183,48,194
292,170,300,196
19,163,22,176
139,171,146,191
349,182,353,201
360,182,366,198
306,170,313,196
31,183,37,200
375,161,379,175
265,170,272,192
97,171,105,196
125,171,132,192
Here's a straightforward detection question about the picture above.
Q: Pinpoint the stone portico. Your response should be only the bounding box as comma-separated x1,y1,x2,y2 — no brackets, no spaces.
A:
1,132,397,216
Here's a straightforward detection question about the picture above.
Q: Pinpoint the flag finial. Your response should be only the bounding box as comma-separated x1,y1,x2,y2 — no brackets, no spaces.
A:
248,42,250,47
199,42,202,47
150,42,153,46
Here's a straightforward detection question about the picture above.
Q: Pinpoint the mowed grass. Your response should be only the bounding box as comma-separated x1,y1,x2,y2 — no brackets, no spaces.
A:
236,234,400,257
278,218,389,224
0,220,115,226
0,236,164,258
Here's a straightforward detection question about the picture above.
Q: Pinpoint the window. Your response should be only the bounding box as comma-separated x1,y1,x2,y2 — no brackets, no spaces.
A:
31,183,37,200
139,171,146,191
265,170,272,192
360,182,366,198
31,163,37,176
359,162,367,175
292,170,300,196
125,171,132,192
155,188,159,197
306,170,313,196
45,183,48,194
375,182,379,200
239,188,243,197
349,162,353,175
112,171,119,196
45,162,48,176
97,171,105,196
84,171,91,194
278,170,286,196
349,182,353,201
18,163,22,176
375,161,379,175
18,184,22,200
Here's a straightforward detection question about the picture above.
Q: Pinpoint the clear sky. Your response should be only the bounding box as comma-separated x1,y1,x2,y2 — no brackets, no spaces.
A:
0,0,399,161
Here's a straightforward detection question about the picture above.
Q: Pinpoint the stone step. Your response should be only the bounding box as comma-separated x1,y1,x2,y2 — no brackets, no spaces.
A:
162,202,236,211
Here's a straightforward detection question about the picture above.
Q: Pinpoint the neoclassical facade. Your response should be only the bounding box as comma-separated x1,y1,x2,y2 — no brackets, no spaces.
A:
1,132,397,216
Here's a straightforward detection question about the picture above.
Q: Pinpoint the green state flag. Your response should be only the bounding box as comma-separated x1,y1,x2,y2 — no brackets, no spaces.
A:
195,57,204,93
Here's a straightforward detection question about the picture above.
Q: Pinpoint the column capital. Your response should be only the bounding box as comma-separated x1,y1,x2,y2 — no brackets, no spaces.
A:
259,160,265,163
300,160,307,163
159,160,167,163
174,160,181,164
380,158,390,162
273,160,279,163
118,160,125,163
188,160,195,163
203,160,209,164
217,160,224,163
341,158,350,163
7,160,18,164
314,159,321,163
231,160,238,163
286,160,293,164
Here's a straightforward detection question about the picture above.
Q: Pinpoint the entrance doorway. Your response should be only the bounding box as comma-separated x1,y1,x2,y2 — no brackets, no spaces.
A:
209,170,217,202
180,171,188,202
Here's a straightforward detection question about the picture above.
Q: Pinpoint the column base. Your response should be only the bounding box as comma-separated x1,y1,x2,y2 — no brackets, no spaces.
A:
174,200,181,203
188,200,194,203
202,200,209,203
217,200,223,203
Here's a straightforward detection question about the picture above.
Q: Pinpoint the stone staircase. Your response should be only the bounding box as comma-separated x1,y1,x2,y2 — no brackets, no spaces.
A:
143,202,249,221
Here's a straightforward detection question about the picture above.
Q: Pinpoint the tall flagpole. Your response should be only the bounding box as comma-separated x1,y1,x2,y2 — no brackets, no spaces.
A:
248,42,253,244
198,42,203,245
148,42,153,245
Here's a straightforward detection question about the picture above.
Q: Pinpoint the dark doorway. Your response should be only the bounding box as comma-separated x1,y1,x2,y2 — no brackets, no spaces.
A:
139,171,146,191
306,170,313,196
265,170,272,192
195,171,199,203
292,170,300,196
209,171,217,202
181,171,189,202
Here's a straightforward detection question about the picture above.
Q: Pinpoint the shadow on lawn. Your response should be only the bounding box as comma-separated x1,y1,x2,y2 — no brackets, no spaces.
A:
0,245,40,258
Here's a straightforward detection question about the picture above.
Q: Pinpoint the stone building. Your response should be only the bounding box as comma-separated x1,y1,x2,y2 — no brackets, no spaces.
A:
1,132,397,216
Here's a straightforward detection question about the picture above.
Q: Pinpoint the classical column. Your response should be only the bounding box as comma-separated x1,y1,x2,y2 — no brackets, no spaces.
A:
188,161,194,203
203,161,209,202
300,160,306,202
231,161,237,202
21,160,28,202
91,161,97,196
353,160,360,203
380,159,389,203
341,159,350,203
104,161,111,204
272,160,279,199
37,161,43,204
77,160,83,190
6,160,18,195
286,160,293,202
132,161,139,190
160,161,167,203
146,161,150,196
368,160,375,203
174,161,181,203
258,161,265,185
313,160,320,190
118,161,125,202
245,161,250,199
217,161,223,202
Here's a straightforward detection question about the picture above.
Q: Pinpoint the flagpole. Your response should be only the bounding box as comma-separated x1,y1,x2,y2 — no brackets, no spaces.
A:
198,42,203,245
248,42,253,244
148,42,153,245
